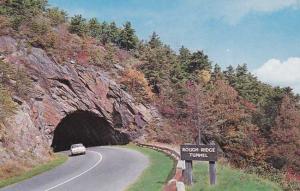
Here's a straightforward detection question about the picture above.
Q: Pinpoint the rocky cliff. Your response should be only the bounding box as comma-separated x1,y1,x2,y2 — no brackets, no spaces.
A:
0,35,156,164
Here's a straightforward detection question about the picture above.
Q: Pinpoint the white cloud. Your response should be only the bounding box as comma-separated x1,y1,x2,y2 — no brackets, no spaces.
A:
254,57,300,93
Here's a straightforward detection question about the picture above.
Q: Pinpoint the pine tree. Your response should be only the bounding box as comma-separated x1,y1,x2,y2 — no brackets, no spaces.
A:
108,21,120,44
69,14,87,36
119,21,138,50
88,18,101,38
99,21,109,45
148,32,162,48
186,50,212,81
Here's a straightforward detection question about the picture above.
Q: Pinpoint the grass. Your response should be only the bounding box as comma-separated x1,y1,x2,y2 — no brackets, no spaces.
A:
125,144,175,191
0,153,68,188
187,162,282,191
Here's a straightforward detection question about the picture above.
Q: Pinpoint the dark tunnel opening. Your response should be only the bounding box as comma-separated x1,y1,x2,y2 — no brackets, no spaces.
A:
51,110,130,152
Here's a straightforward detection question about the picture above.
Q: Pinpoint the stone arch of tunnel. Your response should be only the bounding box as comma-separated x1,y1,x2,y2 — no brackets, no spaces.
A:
51,110,130,152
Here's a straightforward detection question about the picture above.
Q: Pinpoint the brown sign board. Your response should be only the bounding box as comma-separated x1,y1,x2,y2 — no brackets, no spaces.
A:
180,144,218,161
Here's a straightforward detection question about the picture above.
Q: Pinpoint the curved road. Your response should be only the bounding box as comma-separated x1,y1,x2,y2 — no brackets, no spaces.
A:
1,146,149,191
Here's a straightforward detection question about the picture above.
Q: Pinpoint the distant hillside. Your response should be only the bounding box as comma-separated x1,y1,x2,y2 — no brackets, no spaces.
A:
0,1,299,190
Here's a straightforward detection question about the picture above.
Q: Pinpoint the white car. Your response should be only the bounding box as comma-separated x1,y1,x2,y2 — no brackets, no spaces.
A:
70,143,86,155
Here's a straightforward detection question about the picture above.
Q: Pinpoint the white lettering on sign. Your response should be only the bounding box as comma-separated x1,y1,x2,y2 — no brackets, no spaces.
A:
200,148,215,152
182,148,199,152
189,153,208,157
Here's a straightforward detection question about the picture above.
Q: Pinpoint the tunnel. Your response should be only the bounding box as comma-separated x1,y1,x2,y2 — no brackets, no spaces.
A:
51,110,130,152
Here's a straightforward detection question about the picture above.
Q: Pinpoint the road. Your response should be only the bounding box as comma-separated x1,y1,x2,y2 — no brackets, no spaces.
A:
1,146,149,191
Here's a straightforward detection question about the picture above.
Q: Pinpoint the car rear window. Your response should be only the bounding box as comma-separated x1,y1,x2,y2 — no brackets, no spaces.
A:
71,144,83,148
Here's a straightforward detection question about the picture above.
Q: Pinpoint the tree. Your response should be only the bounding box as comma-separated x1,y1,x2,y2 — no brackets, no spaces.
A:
108,21,120,44
119,21,138,50
120,68,153,103
46,7,67,26
179,46,191,63
268,94,300,172
88,18,101,38
148,32,162,49
69,14,87,36
236,64,248,77
99,21,109,45
187,50,212,75
1,0,48,29
211,63,222,81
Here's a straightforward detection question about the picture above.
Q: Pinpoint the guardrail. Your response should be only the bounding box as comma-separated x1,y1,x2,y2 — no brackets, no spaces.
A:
135,142,180,160
134,142,185,191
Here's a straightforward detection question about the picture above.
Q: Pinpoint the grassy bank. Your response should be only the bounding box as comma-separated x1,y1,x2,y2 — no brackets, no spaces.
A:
187,162,282,191
0,153,68,188
125,144,175,191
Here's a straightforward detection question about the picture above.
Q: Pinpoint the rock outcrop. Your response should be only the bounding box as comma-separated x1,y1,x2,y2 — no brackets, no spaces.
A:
0,36,155,164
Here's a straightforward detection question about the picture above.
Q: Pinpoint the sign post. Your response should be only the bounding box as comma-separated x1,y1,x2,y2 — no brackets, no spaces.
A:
209,161,216,185
180,144,217,185
183,160,193,185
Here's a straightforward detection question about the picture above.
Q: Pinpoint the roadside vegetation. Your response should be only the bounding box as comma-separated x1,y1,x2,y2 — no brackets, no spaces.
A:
125,144,174,191
187,162,282,191
0,153,67,188
0,1,299,190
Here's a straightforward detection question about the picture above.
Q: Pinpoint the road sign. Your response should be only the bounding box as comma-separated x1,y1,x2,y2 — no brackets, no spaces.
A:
180,144,217,161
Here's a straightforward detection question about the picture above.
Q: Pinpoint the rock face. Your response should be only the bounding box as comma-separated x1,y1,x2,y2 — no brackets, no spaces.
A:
0,36,154,164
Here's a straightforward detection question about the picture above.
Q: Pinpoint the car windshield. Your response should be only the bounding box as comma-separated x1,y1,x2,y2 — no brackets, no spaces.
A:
71,144,83,148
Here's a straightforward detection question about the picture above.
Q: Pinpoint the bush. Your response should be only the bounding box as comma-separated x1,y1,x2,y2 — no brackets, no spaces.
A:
46,7,67,26
0,85,16,123
15,68,32,97
27,18,58,49
0,15,11,34
0,60,32,98
69,15,88,36
120,68,153,103
103,43,117,66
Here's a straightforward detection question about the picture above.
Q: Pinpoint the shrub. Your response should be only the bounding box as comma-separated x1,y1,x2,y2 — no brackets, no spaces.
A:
0,15,11,35
103,43,117,66
14,68,32,97
46,7,67,26
69,15,88,37
120,68,153,103
0,60,32,98
0,85,16,123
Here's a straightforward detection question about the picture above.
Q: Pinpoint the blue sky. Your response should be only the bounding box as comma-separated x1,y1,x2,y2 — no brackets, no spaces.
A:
48,0,300,93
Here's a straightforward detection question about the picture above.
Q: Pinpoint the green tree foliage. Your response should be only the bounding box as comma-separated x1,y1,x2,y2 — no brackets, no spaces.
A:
224,64,276,105
174,46,212,82
87,19,120,46
87,18,101,38
148,32,162,48
46,7,67,26
108,21,120,44
137,38,177,88
0,0,48,29
69,14,87,36
103,43,117,66
187,50,212,75
119,21,138,50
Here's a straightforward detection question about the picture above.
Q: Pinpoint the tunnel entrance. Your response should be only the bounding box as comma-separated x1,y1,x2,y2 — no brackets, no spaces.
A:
51,110,130,152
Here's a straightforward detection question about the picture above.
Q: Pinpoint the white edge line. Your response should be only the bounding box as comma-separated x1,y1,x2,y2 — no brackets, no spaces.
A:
45,150,103,191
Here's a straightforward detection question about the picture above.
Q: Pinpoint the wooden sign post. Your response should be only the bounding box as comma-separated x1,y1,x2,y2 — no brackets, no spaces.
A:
180,144,217,185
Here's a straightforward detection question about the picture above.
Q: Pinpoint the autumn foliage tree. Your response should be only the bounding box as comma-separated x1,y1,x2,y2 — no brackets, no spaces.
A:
267,94,300,172
120,68,153,103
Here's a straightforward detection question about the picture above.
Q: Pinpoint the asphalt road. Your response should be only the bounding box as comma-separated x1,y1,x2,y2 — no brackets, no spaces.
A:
1,146,149,191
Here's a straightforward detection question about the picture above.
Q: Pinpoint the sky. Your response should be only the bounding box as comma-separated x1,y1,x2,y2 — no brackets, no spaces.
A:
48,0,300,93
